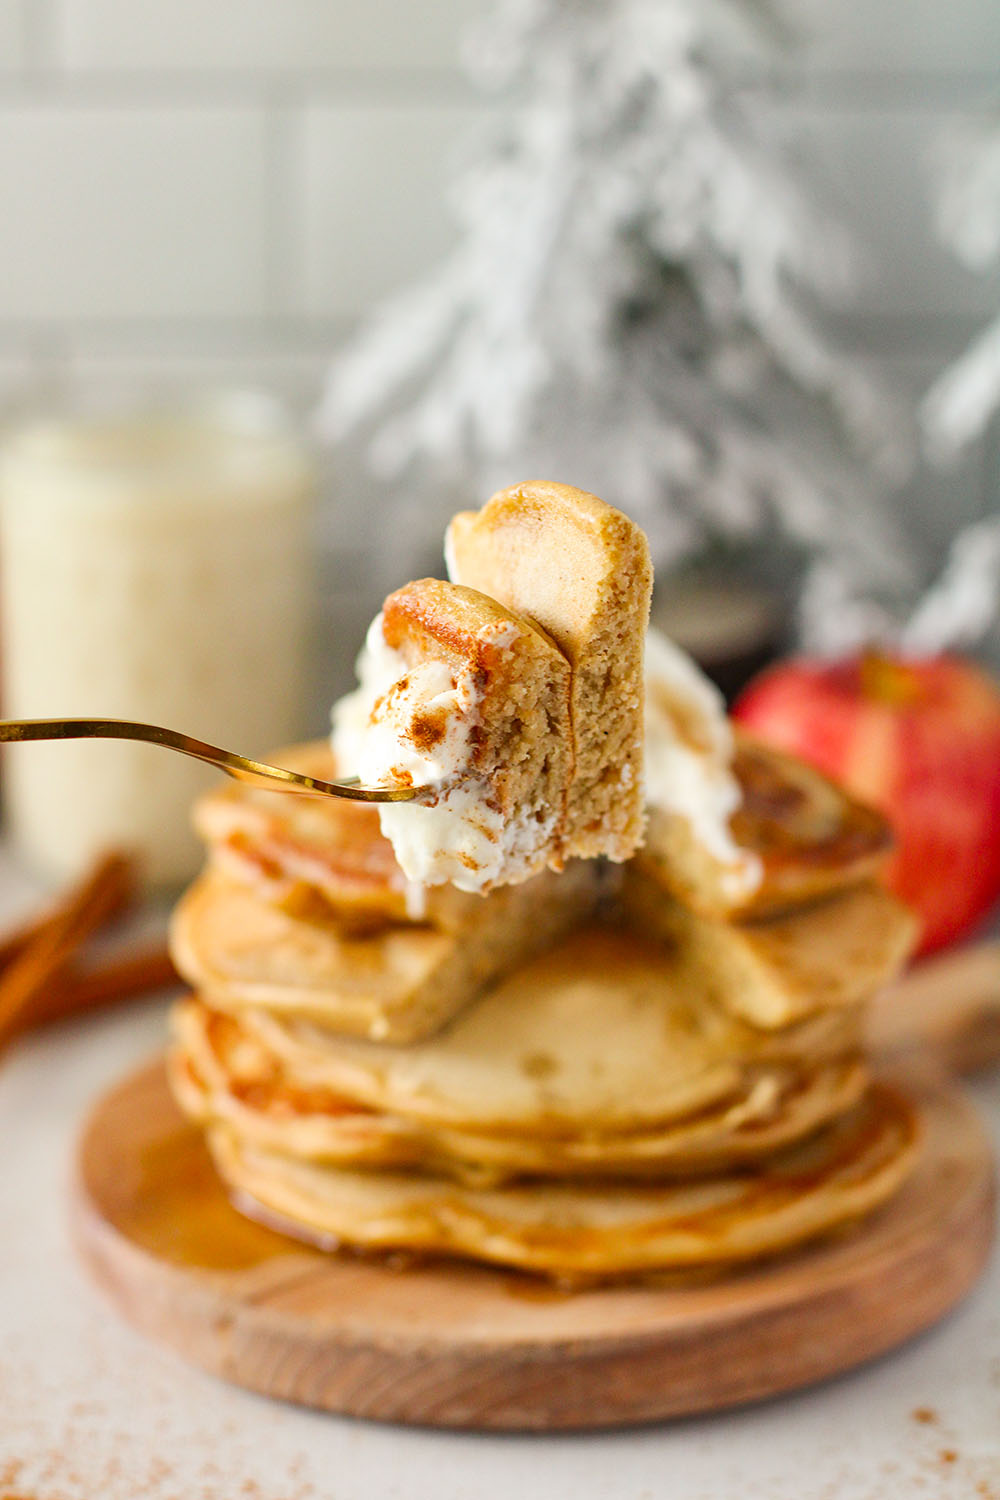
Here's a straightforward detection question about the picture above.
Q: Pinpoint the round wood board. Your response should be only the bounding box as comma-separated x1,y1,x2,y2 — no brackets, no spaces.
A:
72,1058,996,1432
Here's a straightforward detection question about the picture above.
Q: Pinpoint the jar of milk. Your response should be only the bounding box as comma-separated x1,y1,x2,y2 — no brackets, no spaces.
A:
0,391,313,888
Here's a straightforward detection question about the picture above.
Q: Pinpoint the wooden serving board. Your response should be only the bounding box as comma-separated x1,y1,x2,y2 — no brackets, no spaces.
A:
72,1059,995,1431
867,940,1000,1075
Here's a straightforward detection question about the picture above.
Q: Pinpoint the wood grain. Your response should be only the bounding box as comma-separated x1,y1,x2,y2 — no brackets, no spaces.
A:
71,1059,995,1431
868,940,1000,1074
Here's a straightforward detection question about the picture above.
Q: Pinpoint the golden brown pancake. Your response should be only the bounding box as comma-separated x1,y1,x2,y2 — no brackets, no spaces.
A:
639,733,895,921
196,733,896,946
446,481,652,863
620,865,917,1029
170,861,607,1044
193,742,483,934
231,927,864,1136
170,997,868,1184
207,1084,919,1278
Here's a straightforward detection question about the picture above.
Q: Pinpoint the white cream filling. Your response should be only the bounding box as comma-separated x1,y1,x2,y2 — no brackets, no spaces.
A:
379,790,554,895
331,611,548,893
332,614,478,789
643,627,762,899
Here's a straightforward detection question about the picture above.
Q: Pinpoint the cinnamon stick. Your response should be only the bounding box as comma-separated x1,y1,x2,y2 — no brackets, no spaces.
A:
27,944,179,1029
0,905,58,972
0,851,136,1053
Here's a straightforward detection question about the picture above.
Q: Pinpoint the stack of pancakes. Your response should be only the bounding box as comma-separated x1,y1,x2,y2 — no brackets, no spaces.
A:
168,484,919,1283
169,733,918,1280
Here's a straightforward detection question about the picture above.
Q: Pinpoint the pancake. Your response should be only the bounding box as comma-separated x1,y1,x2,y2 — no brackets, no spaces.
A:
193,742,489,934
639,733,895,921
445,481,652,864
170,998,868,1184
207,1084,919,1278
235,928,864,1136
620,866,917,1029
170,860,607,1045
200,732,894,941
332,579,575,892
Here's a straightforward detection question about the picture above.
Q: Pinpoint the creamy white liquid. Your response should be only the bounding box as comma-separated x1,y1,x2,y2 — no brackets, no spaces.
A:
0,399,313,887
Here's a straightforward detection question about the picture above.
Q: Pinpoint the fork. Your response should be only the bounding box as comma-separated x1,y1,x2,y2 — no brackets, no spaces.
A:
0,718,426,802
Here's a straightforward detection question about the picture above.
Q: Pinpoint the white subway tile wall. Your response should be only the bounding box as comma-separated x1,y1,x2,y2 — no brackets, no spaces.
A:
0,2,25,71
56,0,476,74
0,1,993,399
0,108,269,319
293,102,481,319
799,0,1000,75
0,2,991,390
784,107,1000,321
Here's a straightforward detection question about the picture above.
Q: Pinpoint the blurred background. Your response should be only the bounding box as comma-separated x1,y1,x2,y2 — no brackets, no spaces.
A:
0,1,997,642
0,0,998,888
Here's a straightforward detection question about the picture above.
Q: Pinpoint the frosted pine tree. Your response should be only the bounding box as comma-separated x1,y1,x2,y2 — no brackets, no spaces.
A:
319,0,909,596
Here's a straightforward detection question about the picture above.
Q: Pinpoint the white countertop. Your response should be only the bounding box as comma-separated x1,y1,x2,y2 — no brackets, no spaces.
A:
0,853,998,1500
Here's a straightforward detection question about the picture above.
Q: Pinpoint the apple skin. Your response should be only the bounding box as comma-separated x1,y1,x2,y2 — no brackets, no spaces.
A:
733,652,1000,955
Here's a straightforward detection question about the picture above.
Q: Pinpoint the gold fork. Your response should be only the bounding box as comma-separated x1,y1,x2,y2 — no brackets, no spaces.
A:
0,718,427,802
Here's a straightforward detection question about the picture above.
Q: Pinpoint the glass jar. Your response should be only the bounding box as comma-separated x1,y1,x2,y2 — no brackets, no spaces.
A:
0,391,314,888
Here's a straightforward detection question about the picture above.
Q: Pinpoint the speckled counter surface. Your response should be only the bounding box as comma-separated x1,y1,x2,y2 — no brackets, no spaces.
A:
0,851,997,1500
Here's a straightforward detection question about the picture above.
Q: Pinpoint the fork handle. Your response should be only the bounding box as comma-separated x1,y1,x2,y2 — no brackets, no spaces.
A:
0,718,422,803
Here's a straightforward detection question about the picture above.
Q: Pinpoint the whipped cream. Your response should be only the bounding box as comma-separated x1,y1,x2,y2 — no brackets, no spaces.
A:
643,627,762,899
332,614,473,783
332,611,547,894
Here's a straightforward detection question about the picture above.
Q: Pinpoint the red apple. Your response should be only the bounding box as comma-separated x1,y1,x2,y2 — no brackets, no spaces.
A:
733,651,1000,955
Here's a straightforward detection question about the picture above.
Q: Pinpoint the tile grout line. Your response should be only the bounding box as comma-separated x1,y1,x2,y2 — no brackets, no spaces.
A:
0,65,476,107
0,63,993,111
0,313,978,353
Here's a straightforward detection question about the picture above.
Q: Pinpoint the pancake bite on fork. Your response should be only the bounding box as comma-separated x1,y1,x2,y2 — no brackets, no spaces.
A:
333,578,574,893
446,481,653,864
